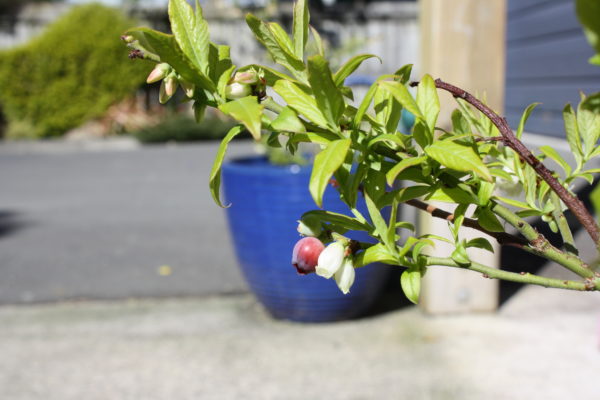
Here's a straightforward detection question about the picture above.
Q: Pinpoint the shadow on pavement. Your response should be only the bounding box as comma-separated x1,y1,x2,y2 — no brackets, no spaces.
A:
0,210,29,239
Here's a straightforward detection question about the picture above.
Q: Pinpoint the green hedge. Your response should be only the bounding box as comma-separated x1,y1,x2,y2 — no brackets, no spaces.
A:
133,115,242,144
0,4,151,138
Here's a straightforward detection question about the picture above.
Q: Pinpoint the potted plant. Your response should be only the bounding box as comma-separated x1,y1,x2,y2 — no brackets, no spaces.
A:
221,151,389,322
122,0,600,312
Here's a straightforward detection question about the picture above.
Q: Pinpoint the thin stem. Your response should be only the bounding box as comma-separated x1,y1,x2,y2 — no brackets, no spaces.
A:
413,79,600,246
405,198,526,248
406,198,595,278
492,202,594,279
551,193,578,256
262,96,284,114
426,256,598,291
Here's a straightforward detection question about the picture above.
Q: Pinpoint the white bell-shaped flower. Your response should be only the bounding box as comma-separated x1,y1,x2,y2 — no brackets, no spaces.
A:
315,241,345,279
334,258,355,294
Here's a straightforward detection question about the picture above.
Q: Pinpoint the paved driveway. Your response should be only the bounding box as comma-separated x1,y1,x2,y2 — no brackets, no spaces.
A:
0,139,257,303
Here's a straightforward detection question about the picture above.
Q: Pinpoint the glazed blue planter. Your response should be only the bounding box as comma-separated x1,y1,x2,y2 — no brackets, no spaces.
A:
222,156,389,322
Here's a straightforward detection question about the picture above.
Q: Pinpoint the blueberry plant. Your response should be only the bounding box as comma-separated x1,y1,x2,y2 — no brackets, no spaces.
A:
124,0,600,302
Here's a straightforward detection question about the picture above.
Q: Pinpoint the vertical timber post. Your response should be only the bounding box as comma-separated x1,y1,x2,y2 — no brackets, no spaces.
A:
418,0,506,313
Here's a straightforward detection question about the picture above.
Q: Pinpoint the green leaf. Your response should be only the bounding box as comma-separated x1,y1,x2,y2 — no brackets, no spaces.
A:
581,92,600,113
217,65,236,100
356,243,398,267
333,54,380,87
368,134,406,150
575,0,600,60
238,64,299,87
425,141,492,182
274,80,330,129
396,186,431,203
539,145,572,176
451,204,468,239
301,210,370,232
516,103,539,139
307,55,345,129
427,186,474,204
490,167,514,181
476,207,505,233
309,25,325,56
397,237,419,259
590,182,600,223
412,239,433,260
288,131,337,146
292,0,309,59
218,96,263,140
209,44,233,84
386,156,426,186
400,268,422,304
169,0,210,76
477,181,495,206
394,64,413,85
563,104,583,162
373,86,402,134
495,196,530,209
451,109,471,135
309,139,351,207
125,29,158,56
209,125,244,207
193,101,207,122
523,164,538,209
412,120,432,149
270,106,306,133
246,14,306,80
268,22,295,55
577,98,600,158
396,221,415,231
421,234,453,244
451,243,470,266
127,27,215,92
378,81,424,120
416,74,440,133
465,237,494,253
353,81,379,129
365,192,393,251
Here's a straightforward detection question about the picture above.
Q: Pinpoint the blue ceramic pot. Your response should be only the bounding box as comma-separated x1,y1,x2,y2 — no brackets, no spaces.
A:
222,156,389,322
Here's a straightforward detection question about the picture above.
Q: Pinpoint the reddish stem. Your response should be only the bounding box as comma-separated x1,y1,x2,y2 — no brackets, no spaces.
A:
416,79,600,246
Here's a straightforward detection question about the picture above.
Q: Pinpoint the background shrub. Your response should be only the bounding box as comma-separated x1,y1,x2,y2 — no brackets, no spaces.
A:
0,4,151,138
133,115,243,144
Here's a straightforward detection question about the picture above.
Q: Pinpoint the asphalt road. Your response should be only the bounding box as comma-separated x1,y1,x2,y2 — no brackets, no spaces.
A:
0,139,258,303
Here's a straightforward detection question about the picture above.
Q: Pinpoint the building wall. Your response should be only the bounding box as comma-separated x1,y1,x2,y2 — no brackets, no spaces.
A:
505,0,600,137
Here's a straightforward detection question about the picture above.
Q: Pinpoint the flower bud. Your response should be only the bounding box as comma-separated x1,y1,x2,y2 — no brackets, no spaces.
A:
297,215,322,237
316,241,345,279
146,63,170,84
159,74,178,104
231,70,259,85
292,237,325,275
334,258,355,294
225,82,252,100
164,73,178,97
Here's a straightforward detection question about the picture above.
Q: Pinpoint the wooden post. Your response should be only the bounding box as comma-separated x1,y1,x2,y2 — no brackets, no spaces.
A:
418,0,506,314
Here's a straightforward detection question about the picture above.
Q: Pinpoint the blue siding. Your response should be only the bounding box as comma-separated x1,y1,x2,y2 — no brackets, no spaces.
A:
505,0,600,137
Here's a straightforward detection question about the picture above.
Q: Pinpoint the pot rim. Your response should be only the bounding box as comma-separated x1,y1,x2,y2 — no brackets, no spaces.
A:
222,155,310,176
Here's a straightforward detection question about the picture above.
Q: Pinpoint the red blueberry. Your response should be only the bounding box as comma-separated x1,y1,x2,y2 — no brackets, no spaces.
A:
292,237,325,275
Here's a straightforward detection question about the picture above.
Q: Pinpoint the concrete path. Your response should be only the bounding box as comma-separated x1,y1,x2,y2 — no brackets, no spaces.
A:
2,139,600,399
0,139,257,303
0,273,599,400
